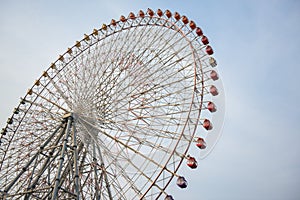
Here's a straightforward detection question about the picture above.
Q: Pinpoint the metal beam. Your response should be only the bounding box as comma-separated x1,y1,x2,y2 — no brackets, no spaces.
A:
51,115,73,200
24,124,67,200
93,144,101,200
4,121,66,194
72,122,80,200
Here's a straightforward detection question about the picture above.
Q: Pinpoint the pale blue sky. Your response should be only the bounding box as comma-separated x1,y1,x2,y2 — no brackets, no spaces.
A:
0,1,299,199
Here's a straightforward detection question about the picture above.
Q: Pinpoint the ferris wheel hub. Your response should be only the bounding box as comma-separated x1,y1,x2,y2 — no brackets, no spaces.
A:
62,113,73,119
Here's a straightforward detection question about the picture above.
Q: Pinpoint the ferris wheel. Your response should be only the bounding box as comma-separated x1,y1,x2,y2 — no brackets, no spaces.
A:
0,8,224,200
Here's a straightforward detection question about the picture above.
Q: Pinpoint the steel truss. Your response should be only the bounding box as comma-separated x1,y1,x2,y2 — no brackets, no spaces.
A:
0,114,111,200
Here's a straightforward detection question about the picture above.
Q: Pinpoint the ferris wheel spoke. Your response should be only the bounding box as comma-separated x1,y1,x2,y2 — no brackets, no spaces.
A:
127,132,184,159
37,87,70,113
112,25,177,72
23,106,65,124
77,117,178,177
74,67,99,103
122,124,180,141
93,25,166,96
76,119,115,200
88,31,196,119
69,44,139,116
116,37,192,89
130,76,194,106
122,158,166,199
95,145,113,200
92,144,103,200
111,162,143,198
95,146,143,200
99,140,170,199
111,81,192,121
110,52,195,111
112,86,194,125
113,119,190,151
47,78,73,110
97,21,150,72
20,94,68,118
131,24,173,54
1,120,64,179
75,126,138,198
76,130,142,199
144,26,194,59
142,20,189,54
98,101,194,141
77,154,95,199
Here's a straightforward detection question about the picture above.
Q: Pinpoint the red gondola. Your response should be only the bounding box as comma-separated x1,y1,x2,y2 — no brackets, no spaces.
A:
139,10,145,18
110,19,117,26
210,70,219,81
176,176,188,188
120,15,126,22
196,27,203,36
210,85,219,96
157,9,163,17
147,8,154,17
196,138,207,149
206,45,214,55
174,12,180,20
129,12,135,19
201,35,209,45
207,101,217,112
182,15,189,24
203,119,213,130
187,156,198,169
189,20,196,30
165,10,172,18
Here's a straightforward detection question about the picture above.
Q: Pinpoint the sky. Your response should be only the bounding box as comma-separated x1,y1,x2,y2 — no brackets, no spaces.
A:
0,0,300,199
